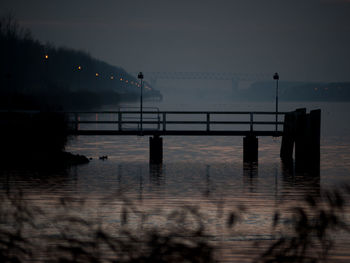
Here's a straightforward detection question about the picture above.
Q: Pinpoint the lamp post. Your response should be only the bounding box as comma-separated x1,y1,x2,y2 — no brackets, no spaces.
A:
138,72,144,132
273,72,279,133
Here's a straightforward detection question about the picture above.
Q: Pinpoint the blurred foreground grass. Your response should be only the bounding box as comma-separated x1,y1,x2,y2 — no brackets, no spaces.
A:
1,186,350,262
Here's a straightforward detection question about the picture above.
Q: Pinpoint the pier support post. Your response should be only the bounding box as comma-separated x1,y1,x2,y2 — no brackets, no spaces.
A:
150,135,163,164
294,108,308,170
280,112,295,162
281,108,320,173
308,109,321,171
243,135,258,163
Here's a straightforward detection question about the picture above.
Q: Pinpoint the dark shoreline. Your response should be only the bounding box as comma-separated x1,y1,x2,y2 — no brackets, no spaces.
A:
0,151,89,170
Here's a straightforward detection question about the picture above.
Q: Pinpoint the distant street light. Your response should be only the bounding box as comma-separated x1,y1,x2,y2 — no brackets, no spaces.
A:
138,72,144,133
44,54,49,88
273,72,279,133
77,65,82,90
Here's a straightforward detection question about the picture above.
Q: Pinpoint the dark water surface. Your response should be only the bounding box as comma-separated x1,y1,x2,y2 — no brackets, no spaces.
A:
2,101,350,261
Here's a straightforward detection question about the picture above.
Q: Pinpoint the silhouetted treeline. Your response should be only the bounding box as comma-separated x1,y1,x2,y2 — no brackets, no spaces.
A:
0,15,156,110
238,81,350,102
0,111,89,167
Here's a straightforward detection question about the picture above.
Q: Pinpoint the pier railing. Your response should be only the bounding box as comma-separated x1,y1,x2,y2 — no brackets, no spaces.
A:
67,110,287,135
0,108,320,164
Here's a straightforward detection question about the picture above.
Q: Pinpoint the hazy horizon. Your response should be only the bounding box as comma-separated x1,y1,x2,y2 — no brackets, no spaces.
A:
1,0,350,83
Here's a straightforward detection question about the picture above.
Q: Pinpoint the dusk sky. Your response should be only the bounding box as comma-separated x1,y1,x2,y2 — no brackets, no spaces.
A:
1,0,350,82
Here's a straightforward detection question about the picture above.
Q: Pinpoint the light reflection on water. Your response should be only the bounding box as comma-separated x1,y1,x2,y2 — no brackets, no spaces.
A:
2,101,350,261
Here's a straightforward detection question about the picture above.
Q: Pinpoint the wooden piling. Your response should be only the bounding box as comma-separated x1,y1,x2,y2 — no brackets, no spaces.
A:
280,111,295,161
150,135,163,164
308,109,321,170
243,135,258,163
294,108,308,170
280,108,321,173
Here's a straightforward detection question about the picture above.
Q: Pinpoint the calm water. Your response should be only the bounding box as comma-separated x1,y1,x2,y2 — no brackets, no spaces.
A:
2,101,350,261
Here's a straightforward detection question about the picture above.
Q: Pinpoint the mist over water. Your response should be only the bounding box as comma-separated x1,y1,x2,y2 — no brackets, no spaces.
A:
114,79,350,137
62,79,350,193
64,78,350,193
2,81,350,261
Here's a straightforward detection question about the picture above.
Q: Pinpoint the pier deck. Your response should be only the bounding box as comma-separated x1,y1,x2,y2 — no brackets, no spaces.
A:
66,109,287,163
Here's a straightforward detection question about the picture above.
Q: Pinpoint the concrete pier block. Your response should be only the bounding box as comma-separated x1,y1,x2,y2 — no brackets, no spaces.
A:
150,135,163,164
243,135,258,163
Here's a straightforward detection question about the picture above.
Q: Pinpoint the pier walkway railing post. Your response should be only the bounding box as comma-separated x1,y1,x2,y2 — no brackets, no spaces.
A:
250,112,253,133
163,113,166,132
118,112,122,131
206,113,210,132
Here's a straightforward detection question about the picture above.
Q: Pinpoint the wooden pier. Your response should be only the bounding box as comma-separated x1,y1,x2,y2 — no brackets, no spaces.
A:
68,110,285,136
66,108,321,168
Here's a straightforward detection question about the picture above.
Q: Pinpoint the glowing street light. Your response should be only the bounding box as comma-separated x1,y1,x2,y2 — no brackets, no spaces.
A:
95,73,99,77
44,54,49,88
273,72,279,133
77,65,82,90
138,72,144,133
